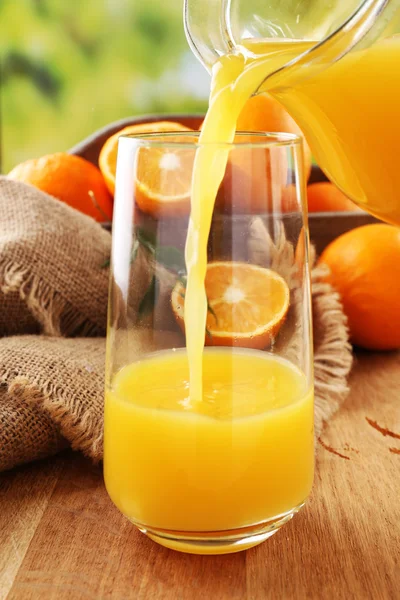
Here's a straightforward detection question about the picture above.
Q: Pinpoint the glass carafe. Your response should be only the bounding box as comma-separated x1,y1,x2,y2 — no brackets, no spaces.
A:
184,0,400,224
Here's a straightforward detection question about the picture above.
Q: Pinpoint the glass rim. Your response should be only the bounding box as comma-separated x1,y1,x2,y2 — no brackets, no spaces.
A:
118,130,302,149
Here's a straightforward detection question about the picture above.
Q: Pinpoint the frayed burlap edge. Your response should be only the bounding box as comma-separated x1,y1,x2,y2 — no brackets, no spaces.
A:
0,258,102,337
2,374,103,465
249,216,353,438
311,263,353,436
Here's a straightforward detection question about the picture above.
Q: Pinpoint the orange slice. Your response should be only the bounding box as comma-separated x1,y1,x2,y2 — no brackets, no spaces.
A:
134,132,198,218
98,121,192,197
171,262,290,349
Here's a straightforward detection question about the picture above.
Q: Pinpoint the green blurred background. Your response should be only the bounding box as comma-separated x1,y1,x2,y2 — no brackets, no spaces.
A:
2,1,398,173
1,0,209,172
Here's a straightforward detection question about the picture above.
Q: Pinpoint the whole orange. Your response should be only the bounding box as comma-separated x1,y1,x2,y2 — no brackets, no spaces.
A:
319,224,400,350
307,182,360,213
8,153,113,222
236,93,313,182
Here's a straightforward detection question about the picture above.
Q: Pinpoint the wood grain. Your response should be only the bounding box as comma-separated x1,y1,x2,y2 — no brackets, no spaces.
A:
0,455,66,600
1,351,399,600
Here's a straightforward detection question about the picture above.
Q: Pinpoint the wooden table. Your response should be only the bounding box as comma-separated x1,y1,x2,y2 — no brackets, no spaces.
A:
1,351,399,600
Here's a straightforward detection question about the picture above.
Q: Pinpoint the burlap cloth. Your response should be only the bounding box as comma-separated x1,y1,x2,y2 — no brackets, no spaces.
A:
0,177,353,472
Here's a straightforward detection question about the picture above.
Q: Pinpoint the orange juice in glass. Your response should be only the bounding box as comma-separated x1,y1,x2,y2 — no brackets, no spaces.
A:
104,132,314,554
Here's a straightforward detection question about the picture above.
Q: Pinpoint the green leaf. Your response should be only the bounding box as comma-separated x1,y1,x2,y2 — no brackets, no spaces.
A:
130,238,140,264
155,245,186,273
101,238,139,270
135,228,185,273
177,274,187,286
138,275,159,320
136,227,157,253
207,302,219,324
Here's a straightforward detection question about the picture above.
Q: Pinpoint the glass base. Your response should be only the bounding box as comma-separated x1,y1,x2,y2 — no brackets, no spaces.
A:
133,503,304,555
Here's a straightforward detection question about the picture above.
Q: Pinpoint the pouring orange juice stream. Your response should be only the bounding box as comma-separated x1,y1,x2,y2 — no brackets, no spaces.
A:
184,41,314,402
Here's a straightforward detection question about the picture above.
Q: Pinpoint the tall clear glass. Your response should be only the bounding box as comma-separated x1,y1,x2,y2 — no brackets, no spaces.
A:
104,132,314,555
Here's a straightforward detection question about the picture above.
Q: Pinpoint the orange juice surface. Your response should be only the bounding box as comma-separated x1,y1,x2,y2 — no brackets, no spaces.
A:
104,349,314,533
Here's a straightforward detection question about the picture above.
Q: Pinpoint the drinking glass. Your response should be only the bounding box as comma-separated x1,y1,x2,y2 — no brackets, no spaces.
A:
104,131,314,555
